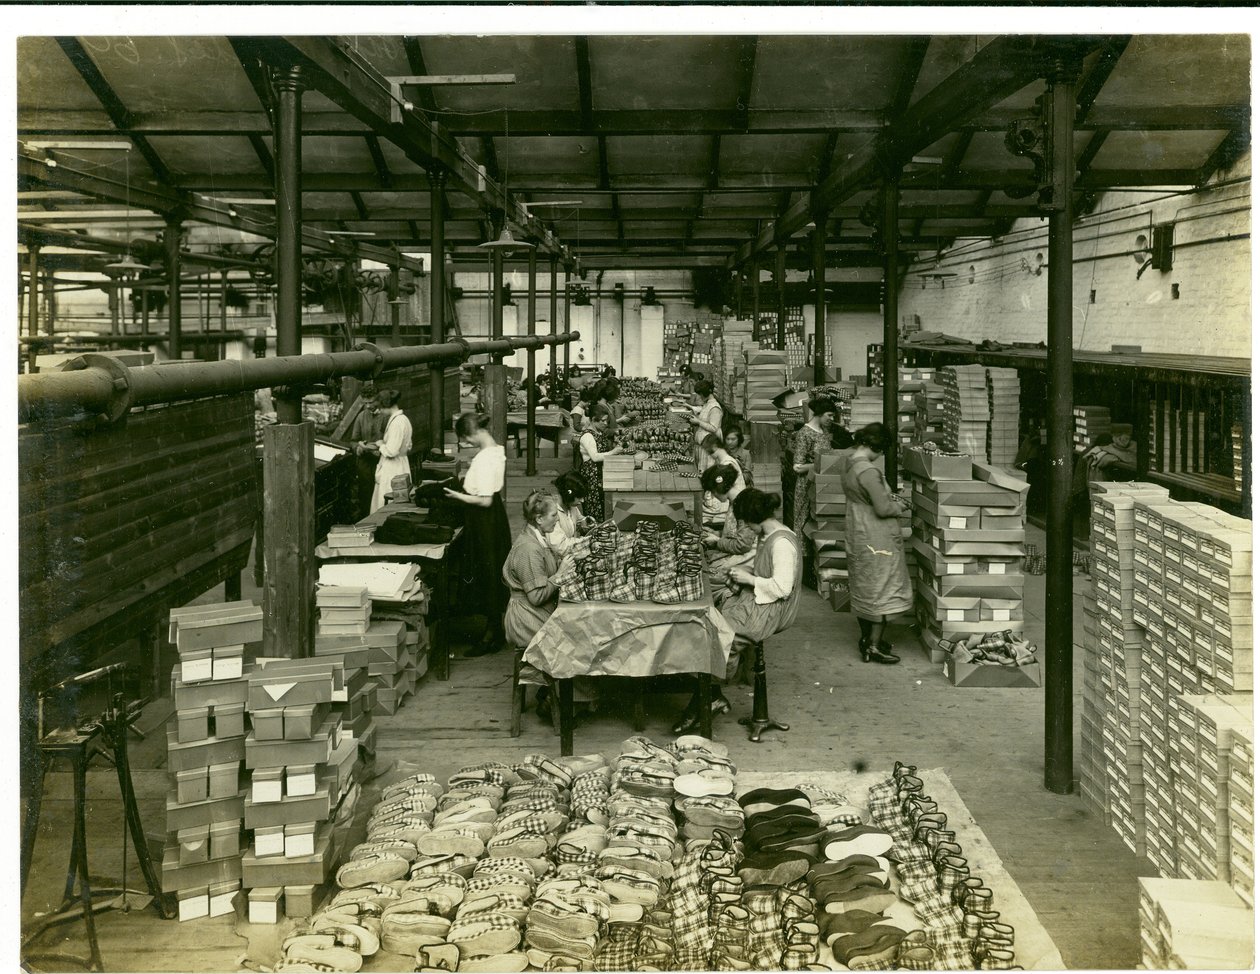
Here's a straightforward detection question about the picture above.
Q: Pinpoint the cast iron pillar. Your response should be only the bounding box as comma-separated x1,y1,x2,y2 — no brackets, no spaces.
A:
220,271,229,332
165,214,184,364
812,222,828,386
26,244,39,373
487,220,507,447
548,255,559,400
750,251,760,339
429,168,448,454
881,176,901,489
562,267,572,405
389,266,401,345
774,242,787,350
274,65,304,424
1043,63,1080,795
526,245,538,476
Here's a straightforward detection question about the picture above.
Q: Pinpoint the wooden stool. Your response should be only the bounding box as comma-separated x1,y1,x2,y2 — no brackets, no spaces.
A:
510,648,527,738
738,640,788,743
512,649,561,738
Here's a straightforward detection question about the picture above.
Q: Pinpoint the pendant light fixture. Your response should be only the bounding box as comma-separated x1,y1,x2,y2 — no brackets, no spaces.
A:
479,113,534,253
106,149,148,274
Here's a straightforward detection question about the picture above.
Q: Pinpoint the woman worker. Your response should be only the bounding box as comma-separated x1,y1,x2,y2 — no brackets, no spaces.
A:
673,488,802,734
573,408,624,523
841,422,912,665
364,389,413,513
686,378,724,472
503,490,568,650
443,412,512,657
550,470,594,551
699,433,747,529
700,464,756,604
789,397,838,533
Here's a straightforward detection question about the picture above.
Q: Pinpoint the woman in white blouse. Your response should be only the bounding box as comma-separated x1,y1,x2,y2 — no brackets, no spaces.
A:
686,378,725,472
444,412,512,656
365,389,413,513
672,487,803,734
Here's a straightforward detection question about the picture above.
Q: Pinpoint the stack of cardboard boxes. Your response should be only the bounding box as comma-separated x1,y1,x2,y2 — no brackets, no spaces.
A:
1084,488,1253,898
1079,483,1171,857
940,365,989,457
914,381,946,445
367,620,421,718
902,449,1028,676
894,368,932,447
1171,695,1252,887
1073,405,1111,453
312,586,379,744
242,657,354,923
848,386,884,429
1138,878,1253,969
164,602,260,922
985,367,1021,464
744,348,789,423
810,449,851,602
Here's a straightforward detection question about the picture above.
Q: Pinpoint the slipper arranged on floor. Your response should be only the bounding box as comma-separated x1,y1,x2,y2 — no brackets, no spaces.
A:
824,823,895,861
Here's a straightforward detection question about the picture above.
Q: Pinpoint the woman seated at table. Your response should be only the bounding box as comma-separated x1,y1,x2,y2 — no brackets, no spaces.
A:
549,470,594,552
573,408,624,523
699,433,747,528
700,464,756,604
505,489,597,721
672,487,803,734
503,490,567,649
724,426,754,489
443,412,512,657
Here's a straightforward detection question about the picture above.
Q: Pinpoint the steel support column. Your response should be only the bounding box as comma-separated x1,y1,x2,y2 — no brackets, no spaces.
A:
108,276,121,336
882,178,901,489
774,243,787,350
750,254,760,339
1044,65,1079,796
526,245,538,476
812,224,828,386
389,266,401,345
488,243,507,446
26,244,39,373
429,168,448,454
274,66,304,424
165,215,183,363
563,268,572,407
220,271,229,333
548,256,559,400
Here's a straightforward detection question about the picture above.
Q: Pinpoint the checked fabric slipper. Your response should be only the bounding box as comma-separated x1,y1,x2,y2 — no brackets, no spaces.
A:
824,824,895,861
737,787,812,817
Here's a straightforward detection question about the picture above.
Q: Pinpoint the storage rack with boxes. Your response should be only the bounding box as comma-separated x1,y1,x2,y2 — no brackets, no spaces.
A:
1083,483,1254,924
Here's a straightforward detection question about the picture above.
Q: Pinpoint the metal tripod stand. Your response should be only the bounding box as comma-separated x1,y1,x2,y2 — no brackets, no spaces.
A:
21,663,170,972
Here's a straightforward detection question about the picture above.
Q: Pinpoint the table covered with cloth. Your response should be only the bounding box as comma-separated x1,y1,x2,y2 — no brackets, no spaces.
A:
521,585,735,683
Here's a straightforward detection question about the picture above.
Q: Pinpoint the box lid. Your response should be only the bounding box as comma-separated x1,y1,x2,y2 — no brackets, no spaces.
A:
208,880,240,896
209,821,241,836
286,822,317,837
179,706,210,718
253,768,283,783
176,768,208,781
247,886,283,902
177,885,209,900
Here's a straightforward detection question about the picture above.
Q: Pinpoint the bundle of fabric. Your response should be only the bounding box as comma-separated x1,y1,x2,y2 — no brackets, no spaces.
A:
941,631,1037,668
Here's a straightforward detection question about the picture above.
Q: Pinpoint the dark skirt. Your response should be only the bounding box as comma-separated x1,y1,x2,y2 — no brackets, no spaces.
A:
577,458,605,522
459,491,512,629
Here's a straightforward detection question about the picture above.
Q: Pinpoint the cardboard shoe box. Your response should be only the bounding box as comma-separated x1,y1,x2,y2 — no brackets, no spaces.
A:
284,703,330,740
245,717,337,770
248,886,284,925
207,761,241,800
166,726,245,774
211,703,245,740
251,709,285,742
177,707,210,744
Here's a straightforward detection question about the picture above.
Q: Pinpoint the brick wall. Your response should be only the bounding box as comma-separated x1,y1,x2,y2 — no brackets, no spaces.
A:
898,153,1252,359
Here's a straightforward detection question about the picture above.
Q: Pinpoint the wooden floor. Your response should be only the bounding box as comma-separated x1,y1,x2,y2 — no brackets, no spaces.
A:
20,452,1148,971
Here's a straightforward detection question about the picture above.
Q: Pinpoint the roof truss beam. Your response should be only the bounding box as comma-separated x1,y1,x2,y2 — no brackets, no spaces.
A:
18,147,423,271
19,104,1246,137
53,37,172,185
